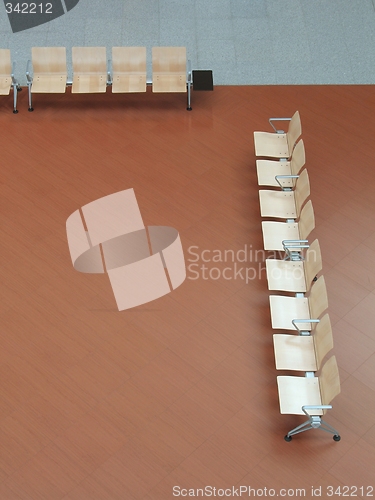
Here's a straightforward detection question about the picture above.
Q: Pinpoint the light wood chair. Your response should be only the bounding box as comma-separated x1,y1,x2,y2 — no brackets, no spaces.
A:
265,238,322,293
0,48,20,113
256,139,305,188
111,47,146,93
269,275,328,332
254,111,302,159
261,199,315,252
152,47,192,110
26,47,67,111
273,313,333,372
72,47,108,93
152,47,186,93
259,168,310,219
277,355,341,441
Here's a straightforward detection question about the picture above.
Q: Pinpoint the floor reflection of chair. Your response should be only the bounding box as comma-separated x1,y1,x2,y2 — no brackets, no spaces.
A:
254,110,301,159
111,47,146,93
72,47,108,93
26,47,67,111
261,199,315,252
0,48,20,113
269,275,328,332
265,238,322,293
277,355,341,441
259,168,310,219
273,313,333,372
256,139,305,188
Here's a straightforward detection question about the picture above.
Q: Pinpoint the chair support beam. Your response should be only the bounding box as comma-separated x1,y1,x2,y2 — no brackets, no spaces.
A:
285,405,340,441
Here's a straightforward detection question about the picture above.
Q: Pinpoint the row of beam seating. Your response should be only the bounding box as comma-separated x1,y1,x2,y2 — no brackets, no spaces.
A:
253,113,342,442
1,46,213,113
0,48,21,113
26,46,192,111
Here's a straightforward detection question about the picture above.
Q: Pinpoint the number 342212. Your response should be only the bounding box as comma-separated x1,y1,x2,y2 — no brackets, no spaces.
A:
5,3,53,14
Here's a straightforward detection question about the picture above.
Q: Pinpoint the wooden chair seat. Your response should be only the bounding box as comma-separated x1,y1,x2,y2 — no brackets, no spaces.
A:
0,48,19,112
31,74,67,93
266,259,306,292
277,375,322,414
153,73,186,93
29,47,67,93
262,221,299,251
273,313,333,371
265,239,322,292
269,275,328,331
0,48,12,95
254,131,290,158
269,295,310,330
0,76,11,95
254,111,301,159
112,73,146,93
277,356,341,440
256,159,293,188
261,200,314,251
72,47,107,94
277,355,340,415
259,169,310,219
152,47,187,93
259,190,296,218
26,47,67,110
72,74,107,93
274,334,316,371
256,139,305,187
111,47,146,93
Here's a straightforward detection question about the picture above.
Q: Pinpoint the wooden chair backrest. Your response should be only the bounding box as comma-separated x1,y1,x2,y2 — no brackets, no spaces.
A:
294,168,310,215
313,313,334,370
319,355,341,409
112,47,146,74
309,275,328,319
152,47,186,74
304,239,322,286
286,111,302,152
290,139,306,176
72,47,107,74
0,48,11,76
32,47,67,74
298,200,315,240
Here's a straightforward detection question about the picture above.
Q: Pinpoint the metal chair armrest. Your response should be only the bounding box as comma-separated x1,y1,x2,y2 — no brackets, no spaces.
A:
187,59,192,111
26,59,33,83
275,174,299,190
302,405,332,417
282,239,309,260
107,59,112,84
292,318,320,335
269,116,292,133
282,239,309,247
11,61,19,86
187,59,192,83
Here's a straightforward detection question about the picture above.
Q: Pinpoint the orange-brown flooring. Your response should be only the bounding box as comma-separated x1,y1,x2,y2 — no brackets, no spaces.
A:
0,86,374,499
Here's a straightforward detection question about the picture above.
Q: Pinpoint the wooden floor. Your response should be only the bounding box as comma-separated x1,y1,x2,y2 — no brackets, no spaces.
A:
1,86,375,499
